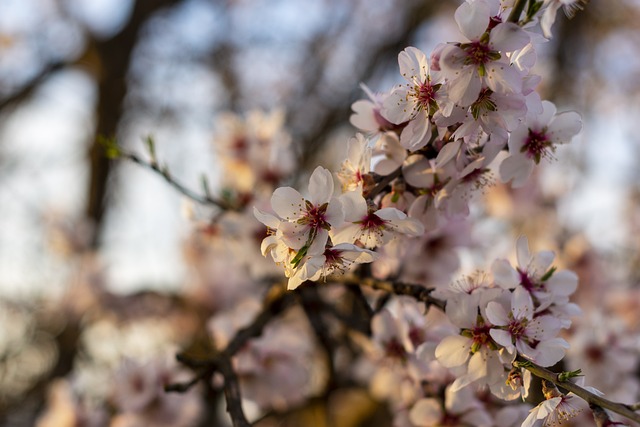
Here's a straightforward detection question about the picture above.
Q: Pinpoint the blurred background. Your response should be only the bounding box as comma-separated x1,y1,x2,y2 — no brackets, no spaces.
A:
1,0,640,425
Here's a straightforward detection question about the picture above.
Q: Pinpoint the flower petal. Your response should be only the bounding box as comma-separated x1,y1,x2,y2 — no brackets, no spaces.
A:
308,166,334,205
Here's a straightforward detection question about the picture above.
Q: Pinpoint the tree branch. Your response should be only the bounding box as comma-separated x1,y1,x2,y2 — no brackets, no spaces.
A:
334,275,446,312
117,148,237,210
515,358,640,424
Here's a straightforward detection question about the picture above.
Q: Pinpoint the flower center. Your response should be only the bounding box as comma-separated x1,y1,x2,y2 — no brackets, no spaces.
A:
385,338,406,359
464,41,493,65
508,318,527,340
412,80,439,114
471,88,497,120
359,212,387,230
299,201,330,230
521,129,553,164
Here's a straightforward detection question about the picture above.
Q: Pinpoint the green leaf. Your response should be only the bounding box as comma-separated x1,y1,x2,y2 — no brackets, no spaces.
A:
144,135,157,165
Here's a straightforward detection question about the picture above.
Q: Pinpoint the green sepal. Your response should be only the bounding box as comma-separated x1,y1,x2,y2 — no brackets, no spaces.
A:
540,266,557,282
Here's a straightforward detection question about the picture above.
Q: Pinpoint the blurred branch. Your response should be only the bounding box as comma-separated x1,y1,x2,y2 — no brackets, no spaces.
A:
108,140,237,210
0,61,68,112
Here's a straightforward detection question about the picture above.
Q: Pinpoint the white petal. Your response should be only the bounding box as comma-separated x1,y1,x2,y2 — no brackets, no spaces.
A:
349,100,379,133
491,259,519,289
253,207,280,229
455,0,489,41
548,111,582,144
339,191,368,223
511,286,534,321
382,87,414,124
271,187,305,220
545,270,578,296
489,23,530,52
400,114,430,151
532,338,568,367
489,329,513,350
399,46,429,83
409,399,442,426
435,335,471,368
279,221,308,250
531,250,555,275
308,166,334,205
516,235,531,268
485,63,523,94
499,154,533,188
325,198,344,227
485,301,510,326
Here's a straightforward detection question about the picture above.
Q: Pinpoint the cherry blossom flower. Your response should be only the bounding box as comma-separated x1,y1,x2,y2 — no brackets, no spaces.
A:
438,0,530,107
255,165,344,252
521,381,588,427
371,131,407,176
382,46,444,151
234,307,319,410
500,100,582,187
332,190,424,249
350,83,402,136
337,133,373,192
286,242,378,290
434,288,509,391
491,235,578,312
486,286,568,366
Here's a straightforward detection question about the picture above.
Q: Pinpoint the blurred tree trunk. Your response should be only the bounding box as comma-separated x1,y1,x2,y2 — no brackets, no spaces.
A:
87,0,184,248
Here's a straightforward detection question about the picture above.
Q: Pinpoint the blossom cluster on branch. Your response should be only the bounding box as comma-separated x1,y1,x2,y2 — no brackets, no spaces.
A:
32,0,640,427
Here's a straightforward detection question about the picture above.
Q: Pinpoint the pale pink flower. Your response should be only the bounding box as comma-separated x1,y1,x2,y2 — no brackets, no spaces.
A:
337,133,372,192
371,131,408,176
500,100,582,187
350,83,402,135
332,191,424,249
286,242,378,290
438,0,530,107
382,47,444,150
491,235,578,312
522,388,586,427
435,288,509,391
255,166,344,251
486,286,568,366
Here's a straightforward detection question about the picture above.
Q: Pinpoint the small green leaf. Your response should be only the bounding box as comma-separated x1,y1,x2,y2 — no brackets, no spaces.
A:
98,135,121,159
144,135,157,165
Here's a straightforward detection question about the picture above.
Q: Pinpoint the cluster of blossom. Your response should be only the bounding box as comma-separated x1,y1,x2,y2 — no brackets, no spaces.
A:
247,0,638,426
31,0,640,426
256,0,583,291
359,235,580,426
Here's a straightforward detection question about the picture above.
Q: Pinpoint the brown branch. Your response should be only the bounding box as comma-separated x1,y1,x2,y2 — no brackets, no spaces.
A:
365,166,403,201
515,358,640,425
169,284,295,426
334,275,446,312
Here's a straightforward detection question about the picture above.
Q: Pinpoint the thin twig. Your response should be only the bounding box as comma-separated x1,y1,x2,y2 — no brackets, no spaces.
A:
515,358,640,424
119,150,236,210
